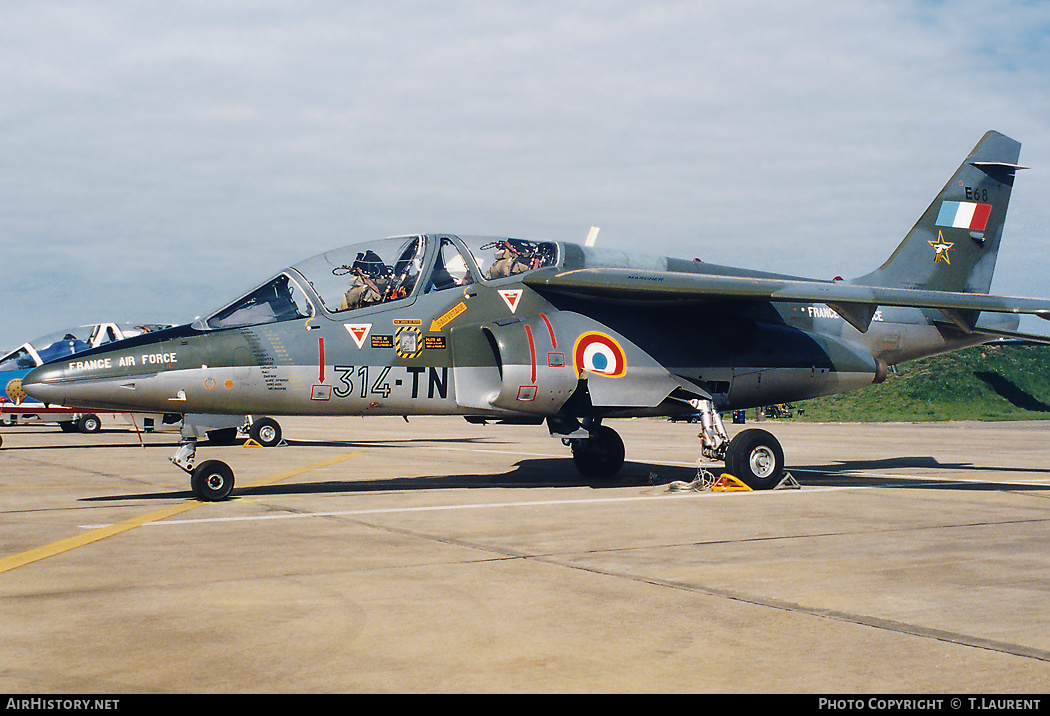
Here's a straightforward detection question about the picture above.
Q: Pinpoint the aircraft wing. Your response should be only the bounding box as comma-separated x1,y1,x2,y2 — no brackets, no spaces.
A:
524,267,1050,333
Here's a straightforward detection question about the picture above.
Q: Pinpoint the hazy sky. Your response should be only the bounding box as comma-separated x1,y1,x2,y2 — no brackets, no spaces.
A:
3,1,1050,349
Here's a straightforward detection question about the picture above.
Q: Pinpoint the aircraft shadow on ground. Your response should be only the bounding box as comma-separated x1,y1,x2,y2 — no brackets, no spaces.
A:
80,457,700,503
3,440,175,452
282,436,516,448
793,454,1050,491
79,450,1050,503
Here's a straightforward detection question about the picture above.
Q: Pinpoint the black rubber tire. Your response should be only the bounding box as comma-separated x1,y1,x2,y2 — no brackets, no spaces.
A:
724,428,785,490
191,460,235,501
59,421,77,433
77,414,102,433
249,417,282,447
571,425,626,480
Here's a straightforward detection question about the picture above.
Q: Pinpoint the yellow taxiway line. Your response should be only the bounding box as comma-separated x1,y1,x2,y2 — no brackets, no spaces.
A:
0,452,363,574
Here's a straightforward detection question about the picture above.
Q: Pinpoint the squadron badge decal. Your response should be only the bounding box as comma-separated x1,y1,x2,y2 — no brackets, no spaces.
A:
928,231,955,264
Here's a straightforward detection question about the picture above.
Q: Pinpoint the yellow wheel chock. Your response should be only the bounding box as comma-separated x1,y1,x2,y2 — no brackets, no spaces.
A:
709,471,801,491
242,438,288,448
711,473,752,491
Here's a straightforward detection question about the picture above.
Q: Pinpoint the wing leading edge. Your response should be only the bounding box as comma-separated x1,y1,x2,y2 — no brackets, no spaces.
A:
523,267,1050,333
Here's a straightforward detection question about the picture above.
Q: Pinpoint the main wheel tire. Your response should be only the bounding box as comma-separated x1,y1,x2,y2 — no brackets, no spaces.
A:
571,425,626,480
59,420,77,433
77,414,102,433
191,460,235,501
724,428,785,490
249,417,282,447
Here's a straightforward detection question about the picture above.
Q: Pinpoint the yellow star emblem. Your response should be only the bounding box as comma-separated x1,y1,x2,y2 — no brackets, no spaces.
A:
928,231,954,264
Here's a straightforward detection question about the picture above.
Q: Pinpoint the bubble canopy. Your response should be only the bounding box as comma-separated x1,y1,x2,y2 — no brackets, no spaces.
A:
202,235,559,330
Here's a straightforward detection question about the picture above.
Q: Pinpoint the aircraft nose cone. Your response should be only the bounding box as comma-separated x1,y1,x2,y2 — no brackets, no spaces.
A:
21,364,67,404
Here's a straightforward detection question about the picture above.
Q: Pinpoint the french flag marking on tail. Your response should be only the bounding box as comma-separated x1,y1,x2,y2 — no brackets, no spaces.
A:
936,201,992,231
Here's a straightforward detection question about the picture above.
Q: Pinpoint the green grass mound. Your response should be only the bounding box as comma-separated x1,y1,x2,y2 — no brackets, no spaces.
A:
795,344,1050,422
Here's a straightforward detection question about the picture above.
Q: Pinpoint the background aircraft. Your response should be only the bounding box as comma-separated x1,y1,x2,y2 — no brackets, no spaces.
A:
1,322,170,438
22,131,1050,500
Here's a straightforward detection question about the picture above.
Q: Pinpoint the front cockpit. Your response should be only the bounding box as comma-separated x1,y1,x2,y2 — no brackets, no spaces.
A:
200,234,560,330
297,235,429,314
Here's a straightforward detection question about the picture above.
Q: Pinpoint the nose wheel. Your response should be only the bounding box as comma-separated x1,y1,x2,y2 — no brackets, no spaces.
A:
171,438,237,501
169,416,283,501
190,460,235,501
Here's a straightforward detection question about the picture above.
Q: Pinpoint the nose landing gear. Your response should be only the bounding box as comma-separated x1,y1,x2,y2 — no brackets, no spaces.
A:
169,416,283,501
171,437,236,502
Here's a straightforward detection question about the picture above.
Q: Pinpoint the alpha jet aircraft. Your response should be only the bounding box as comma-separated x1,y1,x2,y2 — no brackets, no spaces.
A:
22,130,1050,501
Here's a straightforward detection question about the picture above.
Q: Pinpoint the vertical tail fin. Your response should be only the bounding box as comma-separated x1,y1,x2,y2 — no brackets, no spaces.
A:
856,131,1024,295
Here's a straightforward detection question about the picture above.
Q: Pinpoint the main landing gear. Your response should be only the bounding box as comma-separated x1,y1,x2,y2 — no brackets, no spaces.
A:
555,401,787,489
171,416,284,501
695,399,785,490
248,417,282,447
57,414,102,434
570,424,625,480
553,417,626,481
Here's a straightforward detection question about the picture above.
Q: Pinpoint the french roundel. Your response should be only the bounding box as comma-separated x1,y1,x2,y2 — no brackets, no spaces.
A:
573,332,627,378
